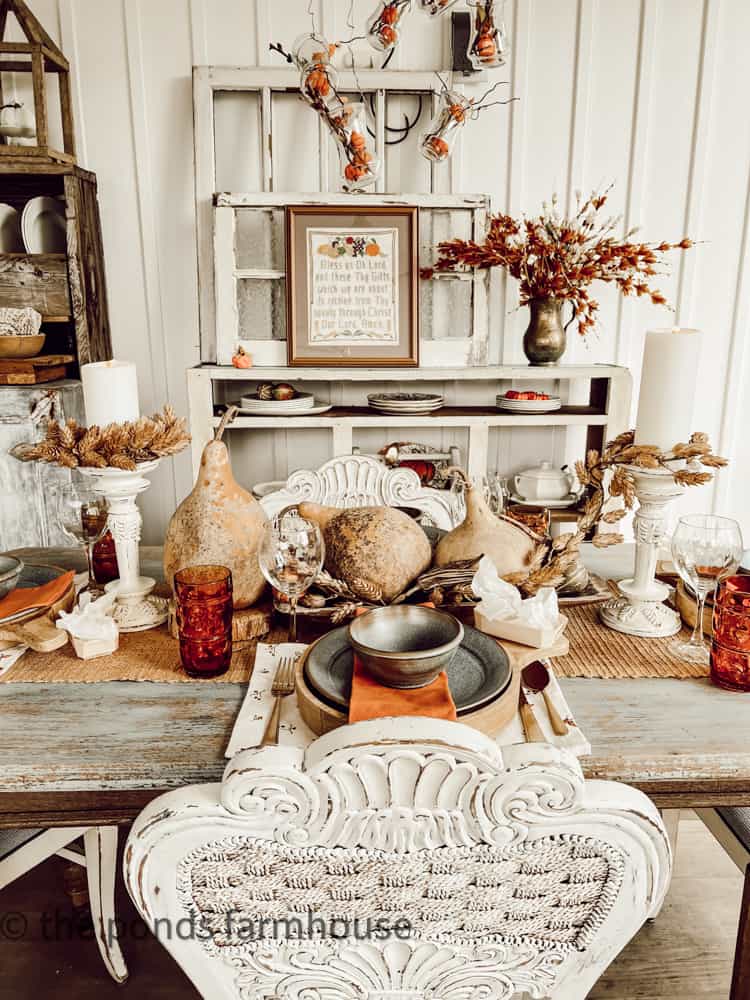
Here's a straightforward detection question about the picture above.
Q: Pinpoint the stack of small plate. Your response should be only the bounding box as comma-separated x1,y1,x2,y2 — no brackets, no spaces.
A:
238,392,331,416
368,392,444,415
496,393,562,413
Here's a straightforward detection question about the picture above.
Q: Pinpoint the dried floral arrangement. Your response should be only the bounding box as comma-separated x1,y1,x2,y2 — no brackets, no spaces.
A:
421,186,694,337
505,430,727,596
11,405,190,471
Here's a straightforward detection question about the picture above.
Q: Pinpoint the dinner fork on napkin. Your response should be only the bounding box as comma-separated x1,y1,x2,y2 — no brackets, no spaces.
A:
225,642,314,758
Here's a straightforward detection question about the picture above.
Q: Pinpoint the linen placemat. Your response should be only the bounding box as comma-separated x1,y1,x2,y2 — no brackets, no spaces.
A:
225,646,591,759
553,603,708,679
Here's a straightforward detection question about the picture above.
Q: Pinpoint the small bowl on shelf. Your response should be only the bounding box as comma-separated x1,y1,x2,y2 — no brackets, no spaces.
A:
348,604,463,689
0,555,24,598
0,334,45,359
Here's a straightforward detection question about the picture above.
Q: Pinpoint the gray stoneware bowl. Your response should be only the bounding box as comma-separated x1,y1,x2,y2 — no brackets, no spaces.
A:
348,605,464,689
0,555,24,598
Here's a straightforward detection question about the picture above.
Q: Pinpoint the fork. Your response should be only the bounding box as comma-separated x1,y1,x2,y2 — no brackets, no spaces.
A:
260,656,297,746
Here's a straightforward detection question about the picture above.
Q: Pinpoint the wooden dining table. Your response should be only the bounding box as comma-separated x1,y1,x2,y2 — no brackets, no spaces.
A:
2,544,750,830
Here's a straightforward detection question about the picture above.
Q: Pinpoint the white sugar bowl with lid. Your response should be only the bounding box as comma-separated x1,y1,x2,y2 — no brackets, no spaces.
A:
514,462,576,501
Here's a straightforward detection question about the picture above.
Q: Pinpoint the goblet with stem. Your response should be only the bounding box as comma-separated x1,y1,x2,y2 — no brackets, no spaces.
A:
259,512,325,642
671,513,743,663
57,484,110,596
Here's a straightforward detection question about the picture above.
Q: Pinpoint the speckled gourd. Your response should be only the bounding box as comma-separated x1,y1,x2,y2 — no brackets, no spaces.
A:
435,472,538,576
298,502,431,602
163,409,268,608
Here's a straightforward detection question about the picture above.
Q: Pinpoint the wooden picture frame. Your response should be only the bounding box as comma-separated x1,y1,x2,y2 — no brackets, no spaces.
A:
286,204,419,367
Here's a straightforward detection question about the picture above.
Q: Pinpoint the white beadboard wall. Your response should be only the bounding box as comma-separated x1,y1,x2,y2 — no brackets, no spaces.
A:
8,0,750,542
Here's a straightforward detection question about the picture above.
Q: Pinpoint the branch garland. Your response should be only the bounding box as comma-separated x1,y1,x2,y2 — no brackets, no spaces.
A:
506,430,728,596
10,405,191,471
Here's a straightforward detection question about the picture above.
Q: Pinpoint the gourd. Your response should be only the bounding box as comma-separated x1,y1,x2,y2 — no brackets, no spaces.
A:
299,502,431,602
163,408,268,608
435,470,538,576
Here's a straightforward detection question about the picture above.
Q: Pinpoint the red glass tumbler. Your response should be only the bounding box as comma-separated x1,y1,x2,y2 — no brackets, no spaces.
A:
174,565,233,678
711,575,750,691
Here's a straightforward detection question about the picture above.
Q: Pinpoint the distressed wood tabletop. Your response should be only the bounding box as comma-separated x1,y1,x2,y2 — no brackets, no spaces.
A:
2,545,750,827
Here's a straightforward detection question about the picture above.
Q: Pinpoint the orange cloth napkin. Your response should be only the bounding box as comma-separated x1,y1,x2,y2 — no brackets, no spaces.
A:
0,571,75,621
348,656,458,723
347,604,458,723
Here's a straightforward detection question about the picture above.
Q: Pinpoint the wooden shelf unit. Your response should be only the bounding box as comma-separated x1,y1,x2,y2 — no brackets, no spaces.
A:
188,363,633,483
0,162,112,365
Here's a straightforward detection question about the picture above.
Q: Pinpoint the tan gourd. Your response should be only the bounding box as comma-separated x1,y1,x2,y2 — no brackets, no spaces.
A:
299,502,431,602
163,408,268,608
435,470,539,576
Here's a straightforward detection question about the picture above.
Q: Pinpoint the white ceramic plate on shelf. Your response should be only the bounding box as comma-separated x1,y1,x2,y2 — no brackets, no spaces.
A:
509,492,582,509
21,196,67,253
496,396,562,413
240,391,314,411
0,204,24,252
235,399,333,417
369,404,443,414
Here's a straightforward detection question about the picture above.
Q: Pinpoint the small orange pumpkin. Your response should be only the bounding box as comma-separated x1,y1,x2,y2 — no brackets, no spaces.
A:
231,346,253,369
365,242,381,257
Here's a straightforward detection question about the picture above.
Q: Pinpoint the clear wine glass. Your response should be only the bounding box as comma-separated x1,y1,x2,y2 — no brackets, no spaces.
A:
259,512,325,642
57,484,109,595
671,514,744,663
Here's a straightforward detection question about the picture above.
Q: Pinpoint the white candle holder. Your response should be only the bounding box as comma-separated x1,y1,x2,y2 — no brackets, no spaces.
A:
599,466,685,638
78,460,168,632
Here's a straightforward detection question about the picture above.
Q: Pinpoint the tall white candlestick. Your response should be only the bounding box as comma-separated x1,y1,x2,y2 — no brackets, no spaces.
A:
81,360,140,427
635,328,701,450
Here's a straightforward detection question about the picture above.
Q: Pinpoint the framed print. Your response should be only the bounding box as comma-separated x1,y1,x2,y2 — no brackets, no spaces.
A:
286,205,419,366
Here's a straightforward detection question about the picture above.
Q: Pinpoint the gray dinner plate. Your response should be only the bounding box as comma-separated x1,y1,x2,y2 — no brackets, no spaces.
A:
304,622,511,716
16,563,64,589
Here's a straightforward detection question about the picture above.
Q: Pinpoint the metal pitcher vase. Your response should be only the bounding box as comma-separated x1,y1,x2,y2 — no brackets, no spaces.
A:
523,297,567,366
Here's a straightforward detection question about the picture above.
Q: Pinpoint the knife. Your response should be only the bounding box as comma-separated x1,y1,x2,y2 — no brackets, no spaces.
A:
519,685,546,743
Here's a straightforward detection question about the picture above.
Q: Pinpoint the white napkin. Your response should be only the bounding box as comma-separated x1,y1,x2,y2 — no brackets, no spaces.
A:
225,642,314,758
56,591,118,642
496,664,591,757
472,555,559,627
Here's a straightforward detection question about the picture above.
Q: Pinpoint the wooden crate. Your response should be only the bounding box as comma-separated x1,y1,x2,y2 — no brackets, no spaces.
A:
0,253,70,320
0,163,112,364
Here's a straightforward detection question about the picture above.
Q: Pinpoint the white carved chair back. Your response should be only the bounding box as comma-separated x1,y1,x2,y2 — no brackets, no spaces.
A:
125,718,671,1000
259,454,459,530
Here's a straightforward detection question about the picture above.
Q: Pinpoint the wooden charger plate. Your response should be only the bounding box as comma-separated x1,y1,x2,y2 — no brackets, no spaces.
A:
295,629,569,738
0,564,74,653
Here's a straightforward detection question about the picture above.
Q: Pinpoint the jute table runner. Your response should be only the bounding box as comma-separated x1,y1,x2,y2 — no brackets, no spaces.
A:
553,604,708,679
0,605,706,683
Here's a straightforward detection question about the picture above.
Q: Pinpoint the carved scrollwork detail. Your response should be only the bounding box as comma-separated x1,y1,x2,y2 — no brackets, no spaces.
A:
230,940,565,1000
263,456,458,530
220,747,585,852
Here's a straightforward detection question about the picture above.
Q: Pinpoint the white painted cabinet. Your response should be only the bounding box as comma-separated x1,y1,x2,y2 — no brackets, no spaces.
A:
0,380,84,551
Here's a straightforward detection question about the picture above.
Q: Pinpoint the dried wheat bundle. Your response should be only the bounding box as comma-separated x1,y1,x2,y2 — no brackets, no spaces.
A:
10,405,190,471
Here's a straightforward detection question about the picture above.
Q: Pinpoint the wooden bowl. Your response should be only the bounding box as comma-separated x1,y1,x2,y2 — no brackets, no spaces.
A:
0,335,45,359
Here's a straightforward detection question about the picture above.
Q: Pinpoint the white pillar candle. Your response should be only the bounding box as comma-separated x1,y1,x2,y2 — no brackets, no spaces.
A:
634,328,702,450
81,360,140,427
